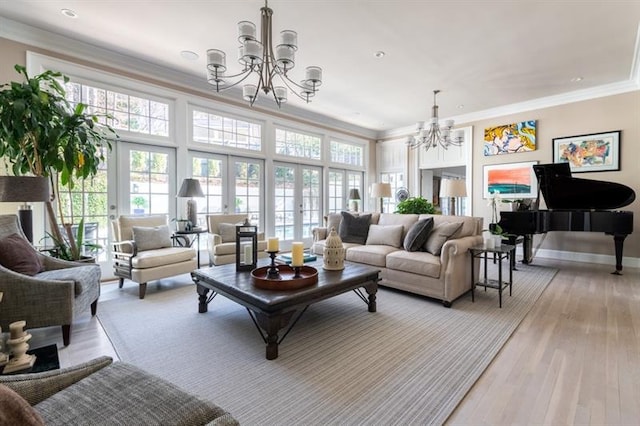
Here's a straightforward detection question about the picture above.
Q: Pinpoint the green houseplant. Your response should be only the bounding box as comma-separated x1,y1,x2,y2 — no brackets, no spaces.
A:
0,64,117,260
394,196,436,215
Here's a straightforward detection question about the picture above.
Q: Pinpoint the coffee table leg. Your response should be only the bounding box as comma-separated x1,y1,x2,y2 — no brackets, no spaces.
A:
196,285,210,313
254,311,295,360
364,284,377,312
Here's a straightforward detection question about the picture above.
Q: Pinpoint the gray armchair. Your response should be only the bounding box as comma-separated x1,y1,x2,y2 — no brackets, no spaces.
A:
0,215,100,346
0,356,239,425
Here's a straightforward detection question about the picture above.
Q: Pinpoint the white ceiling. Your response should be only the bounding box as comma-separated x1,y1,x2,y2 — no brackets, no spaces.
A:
0,1,639,134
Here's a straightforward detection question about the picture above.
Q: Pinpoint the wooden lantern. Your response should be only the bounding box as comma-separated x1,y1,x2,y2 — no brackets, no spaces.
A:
236,219,258,271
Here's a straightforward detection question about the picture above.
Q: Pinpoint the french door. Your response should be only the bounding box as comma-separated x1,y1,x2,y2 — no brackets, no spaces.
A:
273,162,322,249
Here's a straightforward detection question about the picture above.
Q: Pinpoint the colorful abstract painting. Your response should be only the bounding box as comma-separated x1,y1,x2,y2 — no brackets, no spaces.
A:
552,131,620,173
483,161,538,199
484,120,537,156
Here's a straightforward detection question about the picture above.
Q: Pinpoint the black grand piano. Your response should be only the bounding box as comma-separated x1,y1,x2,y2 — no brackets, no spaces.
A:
499,163,635,274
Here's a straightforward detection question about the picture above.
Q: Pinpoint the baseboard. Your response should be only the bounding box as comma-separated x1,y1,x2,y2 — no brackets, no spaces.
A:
521,247,640,270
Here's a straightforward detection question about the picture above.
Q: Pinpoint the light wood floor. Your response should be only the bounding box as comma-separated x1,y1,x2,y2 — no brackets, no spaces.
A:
27,258,640,425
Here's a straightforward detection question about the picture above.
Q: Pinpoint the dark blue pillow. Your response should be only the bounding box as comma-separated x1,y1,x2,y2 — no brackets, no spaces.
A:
403,217,434,252
338,212,371,244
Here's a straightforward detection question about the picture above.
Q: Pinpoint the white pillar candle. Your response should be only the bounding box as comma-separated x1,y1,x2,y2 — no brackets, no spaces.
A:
267,237,279,252
244,244,253,264
291,242,304,267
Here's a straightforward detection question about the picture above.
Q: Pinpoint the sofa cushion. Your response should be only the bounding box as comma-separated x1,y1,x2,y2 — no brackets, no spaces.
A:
403,217,434,252
132,225,172,251
0,233,43,276
339,212,371,244
424,222,463,256
131,247,195,269
218,223,237,243
0,384,45,426
36,265,100,296
346,244,400,267
377,214,419,239
386,250,441,278
34,362,233,426
365,224,404,248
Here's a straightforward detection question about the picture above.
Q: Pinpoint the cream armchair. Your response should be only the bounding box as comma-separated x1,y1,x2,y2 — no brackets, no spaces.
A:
111,215,196,299
206,214,268,266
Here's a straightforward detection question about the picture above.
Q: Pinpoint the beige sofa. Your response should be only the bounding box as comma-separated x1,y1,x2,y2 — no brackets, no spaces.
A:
312,213,483,307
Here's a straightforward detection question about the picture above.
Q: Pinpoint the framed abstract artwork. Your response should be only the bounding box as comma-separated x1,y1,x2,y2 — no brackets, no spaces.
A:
483,120,537,156
552,130,620,173
483,161,538,199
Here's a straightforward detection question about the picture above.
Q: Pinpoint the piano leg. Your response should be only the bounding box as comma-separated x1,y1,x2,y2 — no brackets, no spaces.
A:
522,234,533,264
612,234,627,275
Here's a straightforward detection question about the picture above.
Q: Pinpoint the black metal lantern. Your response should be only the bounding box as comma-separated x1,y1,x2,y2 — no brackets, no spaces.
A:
236,218,258,271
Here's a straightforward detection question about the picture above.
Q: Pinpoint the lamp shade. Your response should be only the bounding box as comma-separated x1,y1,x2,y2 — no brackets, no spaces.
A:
177,178,204,198
348,188,361,200
370,183,392,198
0,176,50,202
440,179,467,198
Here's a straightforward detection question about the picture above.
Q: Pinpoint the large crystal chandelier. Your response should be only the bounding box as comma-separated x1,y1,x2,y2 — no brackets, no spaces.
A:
406,90,463,151
206,0,322,107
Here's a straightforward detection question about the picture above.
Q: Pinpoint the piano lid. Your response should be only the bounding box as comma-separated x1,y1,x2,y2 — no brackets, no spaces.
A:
533,163,635,210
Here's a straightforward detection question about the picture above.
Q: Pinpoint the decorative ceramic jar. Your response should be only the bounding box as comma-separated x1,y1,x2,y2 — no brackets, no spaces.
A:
323,227,345,270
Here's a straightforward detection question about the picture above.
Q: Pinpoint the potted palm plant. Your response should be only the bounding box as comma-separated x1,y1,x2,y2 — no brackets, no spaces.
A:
0,64,118,260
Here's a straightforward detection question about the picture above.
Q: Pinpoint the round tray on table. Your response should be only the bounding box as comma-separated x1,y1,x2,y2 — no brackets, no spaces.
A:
251,265,318,290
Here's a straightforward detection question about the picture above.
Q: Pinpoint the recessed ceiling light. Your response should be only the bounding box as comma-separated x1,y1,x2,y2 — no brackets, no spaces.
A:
61,9,78,19
457,104,464,109
571,76,583,82
180,50,199,61
374,51,385,58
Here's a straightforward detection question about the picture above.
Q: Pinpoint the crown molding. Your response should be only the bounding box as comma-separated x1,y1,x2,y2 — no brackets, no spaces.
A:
0,16,377,140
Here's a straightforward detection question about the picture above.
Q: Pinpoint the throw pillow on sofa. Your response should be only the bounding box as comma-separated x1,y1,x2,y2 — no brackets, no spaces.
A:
423,222,463,256
0,233,44,276
366,224,404,248
0,384,45,425
339,212,371,244
404,217,434,252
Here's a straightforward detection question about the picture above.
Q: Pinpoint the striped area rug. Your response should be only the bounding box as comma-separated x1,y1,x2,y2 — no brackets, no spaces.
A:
97,263,557,425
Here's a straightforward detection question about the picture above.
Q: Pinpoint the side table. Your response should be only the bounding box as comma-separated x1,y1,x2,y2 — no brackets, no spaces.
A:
469,244,515,308
173,229,207,268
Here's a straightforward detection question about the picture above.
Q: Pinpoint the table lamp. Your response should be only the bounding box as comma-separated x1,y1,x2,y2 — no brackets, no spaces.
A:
177,178,204,228
440,178,467,216
370,183,391,213
348,188,361,212
0,176,50,242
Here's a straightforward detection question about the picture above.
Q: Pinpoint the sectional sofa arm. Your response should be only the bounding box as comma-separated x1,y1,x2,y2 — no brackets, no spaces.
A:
0,356,114,406
312,227,328,242
440,235,483,266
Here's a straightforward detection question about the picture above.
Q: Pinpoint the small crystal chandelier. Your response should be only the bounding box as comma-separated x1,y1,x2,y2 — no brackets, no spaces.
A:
206,0,322,107
406,90,463,151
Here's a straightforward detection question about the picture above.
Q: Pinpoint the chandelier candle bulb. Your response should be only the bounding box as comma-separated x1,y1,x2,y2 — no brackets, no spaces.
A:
243,40,263,62
305,66,322,83
207,49,226,69
280,30,298,48
291,242,304,267
274,86,288,103
276,45,295,66
243,84,257,101
238,21,256,41
267,237,279,252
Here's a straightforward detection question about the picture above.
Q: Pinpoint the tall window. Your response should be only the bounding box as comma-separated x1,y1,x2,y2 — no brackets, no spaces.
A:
234,159,262,224
275,128,321,159
129,149,170,214
65,82,170,137
192,109,261,151
327,170,344,213
192,156,224,216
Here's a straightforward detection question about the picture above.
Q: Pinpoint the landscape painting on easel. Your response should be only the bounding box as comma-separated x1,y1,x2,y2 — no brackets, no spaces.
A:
483,161,538,199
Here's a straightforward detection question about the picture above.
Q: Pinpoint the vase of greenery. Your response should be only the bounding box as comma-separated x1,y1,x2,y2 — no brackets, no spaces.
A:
0,64,117,260
394,196,436,214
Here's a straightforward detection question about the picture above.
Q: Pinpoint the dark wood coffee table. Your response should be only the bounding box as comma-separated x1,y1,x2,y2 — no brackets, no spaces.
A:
191,259,380,360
